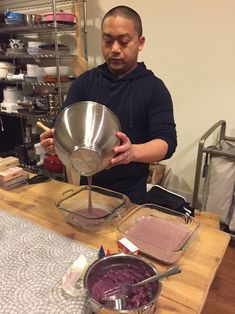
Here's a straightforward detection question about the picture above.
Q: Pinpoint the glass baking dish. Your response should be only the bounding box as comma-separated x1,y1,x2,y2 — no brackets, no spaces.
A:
56,185,130,231
117,204,200,264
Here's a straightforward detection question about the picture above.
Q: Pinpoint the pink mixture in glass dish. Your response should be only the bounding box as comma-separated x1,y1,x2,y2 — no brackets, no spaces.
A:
127,216,192,251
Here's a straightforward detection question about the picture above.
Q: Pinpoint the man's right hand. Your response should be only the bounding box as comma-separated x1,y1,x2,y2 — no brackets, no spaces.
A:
40,128,56,155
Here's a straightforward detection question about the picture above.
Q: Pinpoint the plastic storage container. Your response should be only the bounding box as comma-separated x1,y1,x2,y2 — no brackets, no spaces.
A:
117,204,200,264
56,185,130,231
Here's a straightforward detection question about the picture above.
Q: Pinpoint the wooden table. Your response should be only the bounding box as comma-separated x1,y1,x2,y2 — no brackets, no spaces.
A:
0,178,230,313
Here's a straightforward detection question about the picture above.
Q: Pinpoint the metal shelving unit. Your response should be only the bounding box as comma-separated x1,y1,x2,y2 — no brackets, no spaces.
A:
0,0,78,12
0,0,87,177
0,0,86,110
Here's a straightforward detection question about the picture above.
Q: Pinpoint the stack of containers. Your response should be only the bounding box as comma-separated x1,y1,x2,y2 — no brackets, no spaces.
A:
0,156,29,189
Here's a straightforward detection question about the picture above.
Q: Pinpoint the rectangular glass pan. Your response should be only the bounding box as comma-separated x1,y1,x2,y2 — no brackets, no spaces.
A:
117,203,200,264
56,185,130,231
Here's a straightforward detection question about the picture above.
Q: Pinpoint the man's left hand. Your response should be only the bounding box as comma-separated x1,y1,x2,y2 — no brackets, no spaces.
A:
111,131,135,165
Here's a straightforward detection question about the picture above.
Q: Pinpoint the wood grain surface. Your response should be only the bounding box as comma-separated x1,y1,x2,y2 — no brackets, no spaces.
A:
0,178,230,313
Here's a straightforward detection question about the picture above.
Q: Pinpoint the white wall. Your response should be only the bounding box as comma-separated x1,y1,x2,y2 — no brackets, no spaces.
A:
86,0,235,201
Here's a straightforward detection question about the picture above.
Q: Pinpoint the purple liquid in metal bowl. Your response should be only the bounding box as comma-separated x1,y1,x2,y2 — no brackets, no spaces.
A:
88,263,158,310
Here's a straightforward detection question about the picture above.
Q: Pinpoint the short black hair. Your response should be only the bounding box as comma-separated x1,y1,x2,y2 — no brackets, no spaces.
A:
102,5,143,37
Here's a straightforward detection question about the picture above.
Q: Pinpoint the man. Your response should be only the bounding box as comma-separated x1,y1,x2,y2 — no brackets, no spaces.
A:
40,5,177,204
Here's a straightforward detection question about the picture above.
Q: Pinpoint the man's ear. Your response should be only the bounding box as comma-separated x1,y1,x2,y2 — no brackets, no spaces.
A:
138,36,145,51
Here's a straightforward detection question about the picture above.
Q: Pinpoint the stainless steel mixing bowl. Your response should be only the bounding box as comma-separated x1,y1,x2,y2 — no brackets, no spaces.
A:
83,253,161,313
54,101,121,176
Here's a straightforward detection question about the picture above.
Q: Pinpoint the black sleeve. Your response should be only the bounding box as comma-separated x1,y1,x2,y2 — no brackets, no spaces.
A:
148,79,177,159
63,76,85,108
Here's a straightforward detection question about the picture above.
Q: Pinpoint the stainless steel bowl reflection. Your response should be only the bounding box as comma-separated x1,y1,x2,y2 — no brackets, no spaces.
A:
54,101,121,176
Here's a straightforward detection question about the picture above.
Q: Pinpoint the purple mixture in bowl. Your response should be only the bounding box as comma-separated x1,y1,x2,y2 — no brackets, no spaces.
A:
84,254,161,311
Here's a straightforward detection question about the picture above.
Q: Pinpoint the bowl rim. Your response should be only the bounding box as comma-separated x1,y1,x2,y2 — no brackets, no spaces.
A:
54,100,122,132
83,253,162,312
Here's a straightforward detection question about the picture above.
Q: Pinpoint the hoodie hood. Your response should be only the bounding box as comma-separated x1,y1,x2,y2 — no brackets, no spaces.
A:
99,61,152,81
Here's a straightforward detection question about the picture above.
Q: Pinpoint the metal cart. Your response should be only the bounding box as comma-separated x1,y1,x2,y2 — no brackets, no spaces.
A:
192,120,235,210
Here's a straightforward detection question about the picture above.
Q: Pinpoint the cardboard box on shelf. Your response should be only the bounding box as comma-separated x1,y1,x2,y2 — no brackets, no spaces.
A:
0,156,19,171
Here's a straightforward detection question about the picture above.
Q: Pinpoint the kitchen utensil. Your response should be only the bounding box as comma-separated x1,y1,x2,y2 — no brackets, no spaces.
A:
17,109,47,117
5,18,24,25
44,93,60,117
39,43,69,51
7,73,25,80
43,66,70,77
56,185,130,231
6,48,25,57
27,174,50,184
117,204,200,264
17,97,34,109
9,38,25,49
0,62,15,79
103,265,182,300
43,76,69,83
3,87,19,104
27,64,40,77
4,11,24,25
36,121,50,132
41,12,76,24
24,14,41,25
5,11,24,20
27,47,42,55
1,102,18,113
24,76,38,83
83,253,161,313
27,41,45,48
5,11,24,24
54,101,121,176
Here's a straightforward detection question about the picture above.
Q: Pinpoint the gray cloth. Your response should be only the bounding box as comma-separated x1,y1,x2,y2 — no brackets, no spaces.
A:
202,140,235,225
0,210,98,314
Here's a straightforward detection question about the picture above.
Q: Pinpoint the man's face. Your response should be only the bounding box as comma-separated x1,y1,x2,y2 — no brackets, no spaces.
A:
101,16,145,76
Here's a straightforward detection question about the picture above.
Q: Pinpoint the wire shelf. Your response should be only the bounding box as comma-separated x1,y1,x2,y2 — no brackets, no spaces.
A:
1,54,77,60
0,23,76,35
0,79,72,88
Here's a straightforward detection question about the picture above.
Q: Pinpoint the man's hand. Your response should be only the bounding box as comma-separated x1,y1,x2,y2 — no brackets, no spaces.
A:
111,131,135,165
111,131,169,166
40,128,56,155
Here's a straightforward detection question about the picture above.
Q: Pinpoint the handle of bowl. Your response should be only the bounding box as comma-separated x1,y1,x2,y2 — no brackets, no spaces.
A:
36,121,50,132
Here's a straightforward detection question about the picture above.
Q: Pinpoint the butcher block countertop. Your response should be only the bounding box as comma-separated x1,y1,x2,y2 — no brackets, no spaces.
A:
0,177,230,314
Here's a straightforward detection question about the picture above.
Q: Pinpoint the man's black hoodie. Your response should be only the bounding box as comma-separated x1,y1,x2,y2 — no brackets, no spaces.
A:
64,62,177,203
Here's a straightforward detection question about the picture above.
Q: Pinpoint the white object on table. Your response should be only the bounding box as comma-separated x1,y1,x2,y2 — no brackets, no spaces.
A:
62,254,89,297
